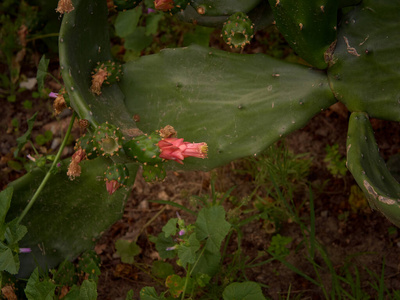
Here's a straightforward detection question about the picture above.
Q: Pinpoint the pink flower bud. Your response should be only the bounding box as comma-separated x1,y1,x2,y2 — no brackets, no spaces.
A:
158,138,208,164
106,179,121,195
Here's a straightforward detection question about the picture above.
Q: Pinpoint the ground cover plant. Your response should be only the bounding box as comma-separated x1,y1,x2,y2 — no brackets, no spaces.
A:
1,0,400,298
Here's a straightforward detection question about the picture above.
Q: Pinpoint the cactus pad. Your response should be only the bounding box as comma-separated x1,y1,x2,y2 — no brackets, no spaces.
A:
123,132,163,165
75,133,99,160
120,45,336,170
268,0,338,69
142,164,166,182
221,12,254,48
190,0,261,16
327,0,400,121
91,61,123,95
346,112,400,227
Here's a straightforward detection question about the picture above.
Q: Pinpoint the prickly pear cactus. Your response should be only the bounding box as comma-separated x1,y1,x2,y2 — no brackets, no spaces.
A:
221,12,254,48
268,0,338,69
154,0,190,14
111,0,139,11
190,0,262,16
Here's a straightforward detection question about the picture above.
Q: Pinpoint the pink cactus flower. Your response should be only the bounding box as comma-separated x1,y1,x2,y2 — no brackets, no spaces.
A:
158,138,208,164
49,92,58,98
154,0,174,11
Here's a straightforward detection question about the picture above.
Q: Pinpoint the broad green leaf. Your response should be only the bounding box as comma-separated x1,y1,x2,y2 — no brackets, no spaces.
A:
0,243,19,274
0,187,13,226
14,112,37,158
223,281,266,300
121,45,336,170
151,261,174,279
162,218,178,238
328,0,400,121
77,251,101,282
195,206,230,253
114,7,142,38
36,55,50,93
52,260,77,286
346,112,400,227
115,239,141,264
25,268,56,300
177,233,201,268
7,158,138,277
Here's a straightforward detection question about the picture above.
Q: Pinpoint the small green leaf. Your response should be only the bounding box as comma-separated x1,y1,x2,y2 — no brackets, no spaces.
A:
165,274,185,298
23,100,33,109
151,261,174,279
162,218,178,238
0,187,13,226
124,27,153,52
78,280,98,300
195,273,211,287
7,95,16,103
155,232,176,259
125,289,134,300
140,286,167,300
7,160,23,171
14,112,37,158
35,130,53,146
25,268,56,300
77,251,101,282
4,218,27,246
52,260,77,286
177,233,201,268
115,8,142,38
115,239,141,264
195,206,231,253
0,243,19,274
223,282,266,300
37,56,50,93
145,13,163,36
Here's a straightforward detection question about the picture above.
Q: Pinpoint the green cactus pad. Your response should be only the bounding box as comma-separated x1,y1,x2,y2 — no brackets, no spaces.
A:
104,163,130,184
59,0,138,134
268,0,338,69
142,164,166,182
75,133,99,160
346,112,400,227
92,122,123,156
190,0,261,16
120,45,336,170
327,0,400,121
7,157,138,277
112,0,140,11
123,132,163,165
221,12,254,48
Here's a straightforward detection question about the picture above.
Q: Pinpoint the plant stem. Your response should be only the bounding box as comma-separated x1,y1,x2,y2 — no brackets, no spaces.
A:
17,113,76,224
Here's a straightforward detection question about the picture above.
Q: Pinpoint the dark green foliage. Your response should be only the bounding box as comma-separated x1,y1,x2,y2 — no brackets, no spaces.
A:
221,12,254,48
189,0,261,16
112,0,140,11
